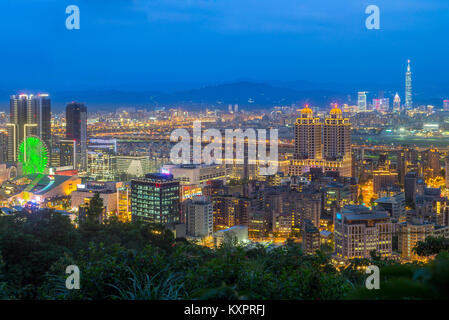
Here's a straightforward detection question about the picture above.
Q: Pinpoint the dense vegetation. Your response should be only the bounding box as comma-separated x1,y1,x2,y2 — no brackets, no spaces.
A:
0,196,448,300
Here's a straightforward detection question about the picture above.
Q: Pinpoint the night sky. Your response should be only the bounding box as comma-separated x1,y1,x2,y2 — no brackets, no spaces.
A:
0,0,448,92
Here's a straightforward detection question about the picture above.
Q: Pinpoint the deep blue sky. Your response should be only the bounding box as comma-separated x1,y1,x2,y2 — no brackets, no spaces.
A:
0,0,449,92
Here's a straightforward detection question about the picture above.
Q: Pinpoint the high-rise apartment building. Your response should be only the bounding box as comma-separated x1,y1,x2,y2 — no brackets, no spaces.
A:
184,197,213,238
290,106,351,177
8,94,51,162
66,102,87,170
294,106,322,160
323,106,351,161
131,173,180,224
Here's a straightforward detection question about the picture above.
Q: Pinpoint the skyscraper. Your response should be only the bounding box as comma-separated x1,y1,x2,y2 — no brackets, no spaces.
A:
393,93,401,112
8,94,51,162
323,105,351,161
357,92,367,112
66,102,87,170
290,106,351,177
405,60,413,109
294,106,322,160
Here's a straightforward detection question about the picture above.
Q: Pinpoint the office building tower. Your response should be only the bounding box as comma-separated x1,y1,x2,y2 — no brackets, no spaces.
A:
234,104,238,113
404,172,417,204
398,148,408,185
59,139,76,168
323,105,351,161
66,102,87,170
393,93,401,112
334,205,393,260
405,60,413,109
0,132,8,163
294,106,322,160
131,173,180,224
32,94,52,150
184,197,213,238
8,94,51,162
357,92,367,112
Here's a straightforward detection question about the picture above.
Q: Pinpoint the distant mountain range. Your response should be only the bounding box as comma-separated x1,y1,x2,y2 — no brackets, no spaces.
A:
0,80,446,112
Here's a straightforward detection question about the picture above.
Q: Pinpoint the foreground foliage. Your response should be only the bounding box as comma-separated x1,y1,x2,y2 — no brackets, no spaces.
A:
0,209,448,300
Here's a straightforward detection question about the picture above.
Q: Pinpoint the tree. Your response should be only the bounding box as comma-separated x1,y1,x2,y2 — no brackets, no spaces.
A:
413,236,449,257
85,193,104,224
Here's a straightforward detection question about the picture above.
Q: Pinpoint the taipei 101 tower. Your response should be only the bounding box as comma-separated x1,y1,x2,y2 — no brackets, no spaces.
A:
405,60,413,109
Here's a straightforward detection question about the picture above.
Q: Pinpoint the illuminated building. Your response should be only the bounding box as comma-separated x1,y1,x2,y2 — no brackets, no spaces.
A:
117,182,131,222
2,174,80,203
302,220,321,254
212,195,250,231
162,164,227,186
290,106,351,177
373,170,398,195
59,139,76,168
294,106,322,160
397,148,408,185
444,100,449,112
405,60,413,109
8,94,51,162
183,196,213,238
71,182,120,217
0,131,8,163
87,138,117,181
393,93,401,112
357,92,367,112
115,155,150,178
66,102,87,170
374,192,405,218
131,173,180,224
372,98,390,112
398,219,434,260
405,172,417,203
213,225,248,247
334,205,393,260
323,105,351,161
422,148,440,178
445,154,449,189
